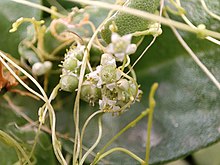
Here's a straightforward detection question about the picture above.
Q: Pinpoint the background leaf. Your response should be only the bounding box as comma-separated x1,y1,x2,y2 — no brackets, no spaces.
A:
0,0,42,57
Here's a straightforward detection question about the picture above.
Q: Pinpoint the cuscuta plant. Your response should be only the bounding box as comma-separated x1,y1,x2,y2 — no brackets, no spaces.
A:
0,0,159,164
2,0,219,163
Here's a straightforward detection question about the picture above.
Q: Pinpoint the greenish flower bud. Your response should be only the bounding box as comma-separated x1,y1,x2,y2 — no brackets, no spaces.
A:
66,45,85,61
63,57,78,71
100,65,117,84
60,75,78,92
80,82,101,106
75,52,83,61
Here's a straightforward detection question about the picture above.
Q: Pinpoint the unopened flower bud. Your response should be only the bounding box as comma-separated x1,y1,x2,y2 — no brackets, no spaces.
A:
63,57,78,71
60,75,78,92
80,82,101,106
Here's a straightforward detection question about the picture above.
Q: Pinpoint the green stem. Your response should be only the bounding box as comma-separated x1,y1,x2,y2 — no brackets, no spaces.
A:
94,147,145,165
145,83,158,164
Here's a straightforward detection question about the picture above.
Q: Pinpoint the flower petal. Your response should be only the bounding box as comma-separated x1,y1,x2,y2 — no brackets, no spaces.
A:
122,34,132,43
126,44,137,55
111,32,120,43
106,43,115,54
115,53,125,62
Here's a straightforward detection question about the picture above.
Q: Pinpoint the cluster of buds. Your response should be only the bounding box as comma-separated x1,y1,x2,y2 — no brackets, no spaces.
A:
85,52,142,112
59,33,142,113
59,45,84,92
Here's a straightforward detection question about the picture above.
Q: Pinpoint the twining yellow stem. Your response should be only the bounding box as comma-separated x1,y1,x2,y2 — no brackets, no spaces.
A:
164,11,220,91
72,4,118,163
174,0,220,46
67,0,220,39
79,116,103,165
80,110,103,160
0,52,67,164
172,26,220,90
200,0,220,21
95,147,145,164
128,0,164,74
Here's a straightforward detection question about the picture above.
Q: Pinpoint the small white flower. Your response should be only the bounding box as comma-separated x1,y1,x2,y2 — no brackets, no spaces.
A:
100,53,116,67
107,33,137,62
106,82,117,91
100,65,121,85
86,63,121,89
99,96,120,111
86,66,102,88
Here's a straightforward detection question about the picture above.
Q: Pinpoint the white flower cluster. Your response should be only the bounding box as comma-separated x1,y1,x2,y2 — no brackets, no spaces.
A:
84,33,142,113
59,33,142,113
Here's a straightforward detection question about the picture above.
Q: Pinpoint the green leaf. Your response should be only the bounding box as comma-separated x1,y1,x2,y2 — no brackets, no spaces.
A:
0,0,42,58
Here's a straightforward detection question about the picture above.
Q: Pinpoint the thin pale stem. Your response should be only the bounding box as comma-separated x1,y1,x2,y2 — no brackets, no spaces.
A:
200,0,220,21
0,54,44,101
166,16,220,90
0,52,67,164
127,37,156,75
0,130,32,164
29,84,60,160
4,95,107,164
66,0,220,39
175,0,220,46
80,110,103,159
72,7,114,164
80,116,103,165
